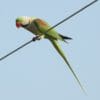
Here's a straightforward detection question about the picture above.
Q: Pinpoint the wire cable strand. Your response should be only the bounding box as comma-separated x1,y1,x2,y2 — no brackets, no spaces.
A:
0,0,98,61
0,39,33,61
45,0,98,33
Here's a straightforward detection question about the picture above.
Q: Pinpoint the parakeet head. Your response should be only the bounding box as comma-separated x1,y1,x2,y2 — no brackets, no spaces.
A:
16,16,36,28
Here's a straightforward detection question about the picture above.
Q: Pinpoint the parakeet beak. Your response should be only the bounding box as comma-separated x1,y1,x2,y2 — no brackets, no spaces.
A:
16,22,22,28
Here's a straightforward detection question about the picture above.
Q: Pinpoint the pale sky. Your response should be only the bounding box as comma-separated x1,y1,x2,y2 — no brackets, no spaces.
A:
0,0,100,100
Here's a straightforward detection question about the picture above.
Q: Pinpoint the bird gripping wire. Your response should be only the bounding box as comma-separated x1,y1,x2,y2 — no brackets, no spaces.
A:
0,0,98,61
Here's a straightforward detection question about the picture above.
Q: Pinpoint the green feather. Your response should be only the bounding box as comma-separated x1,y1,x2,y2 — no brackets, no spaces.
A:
49,39,86,93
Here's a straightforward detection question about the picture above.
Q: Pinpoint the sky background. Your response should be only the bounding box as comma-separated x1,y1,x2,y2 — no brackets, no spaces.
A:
0,0,100,100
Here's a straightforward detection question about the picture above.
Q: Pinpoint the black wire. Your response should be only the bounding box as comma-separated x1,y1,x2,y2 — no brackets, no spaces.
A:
0,39,33,61
0,0,98,61
45,0,98,33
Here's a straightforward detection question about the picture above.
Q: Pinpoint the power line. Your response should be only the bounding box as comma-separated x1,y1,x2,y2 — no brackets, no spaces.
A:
0,0,98,61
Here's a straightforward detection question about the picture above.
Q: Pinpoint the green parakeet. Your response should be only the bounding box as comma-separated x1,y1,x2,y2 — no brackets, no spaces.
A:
16,16,84,91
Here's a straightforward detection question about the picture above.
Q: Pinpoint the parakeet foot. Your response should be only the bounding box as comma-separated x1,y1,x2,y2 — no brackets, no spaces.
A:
32,36,41,41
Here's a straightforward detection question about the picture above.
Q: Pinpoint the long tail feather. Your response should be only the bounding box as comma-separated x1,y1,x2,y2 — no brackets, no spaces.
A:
49,39,86,93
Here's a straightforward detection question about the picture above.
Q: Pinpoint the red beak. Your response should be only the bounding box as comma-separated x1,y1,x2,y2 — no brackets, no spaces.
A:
16,22,22,28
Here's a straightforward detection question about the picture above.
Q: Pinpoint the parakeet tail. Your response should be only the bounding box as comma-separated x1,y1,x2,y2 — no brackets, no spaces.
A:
49,39,86,93
59,34,72,40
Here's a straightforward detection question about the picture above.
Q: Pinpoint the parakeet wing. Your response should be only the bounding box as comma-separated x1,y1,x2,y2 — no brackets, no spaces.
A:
34,19,64,41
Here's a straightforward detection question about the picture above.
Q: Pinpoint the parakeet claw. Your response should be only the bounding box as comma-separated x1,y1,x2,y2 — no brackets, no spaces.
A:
32,36,41,41
32,37,36,41
32,37,37,41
